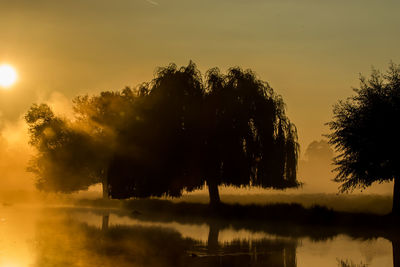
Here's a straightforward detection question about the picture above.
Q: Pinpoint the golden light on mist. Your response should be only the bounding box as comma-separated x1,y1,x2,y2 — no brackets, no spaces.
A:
0,64,18,89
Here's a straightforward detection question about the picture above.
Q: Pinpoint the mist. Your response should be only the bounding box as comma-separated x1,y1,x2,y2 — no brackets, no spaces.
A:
297,140,393,195
0,76,398,267
0,116,32,191
2,1,400,266
0,91,74,195
0,111,393,196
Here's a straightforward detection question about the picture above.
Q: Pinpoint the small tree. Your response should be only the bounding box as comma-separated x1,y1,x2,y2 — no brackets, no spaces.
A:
327,63,400,214
305,140,334,163
26,90,143,198
25,104,105,193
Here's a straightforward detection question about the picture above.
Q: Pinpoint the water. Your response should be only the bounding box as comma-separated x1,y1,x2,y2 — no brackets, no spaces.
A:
0,205,395,267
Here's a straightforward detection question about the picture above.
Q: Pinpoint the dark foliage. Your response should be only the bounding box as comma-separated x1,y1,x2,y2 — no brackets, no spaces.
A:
26,61,299,203
25,104,104,192
203,67,299,193
327,63,400,214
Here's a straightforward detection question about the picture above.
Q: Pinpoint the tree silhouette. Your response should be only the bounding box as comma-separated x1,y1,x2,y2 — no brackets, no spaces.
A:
327,62,400,214
113,62,300,204
105,63,205,198
25,104,106,193
25,89,159,198
72,88,142,198
201,67,299,205
299,140,335,193
305,140,334,163
25,62,299,204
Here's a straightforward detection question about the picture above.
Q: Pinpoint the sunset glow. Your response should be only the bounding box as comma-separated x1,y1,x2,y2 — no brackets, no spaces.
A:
0,64,17,88
1,1,400,266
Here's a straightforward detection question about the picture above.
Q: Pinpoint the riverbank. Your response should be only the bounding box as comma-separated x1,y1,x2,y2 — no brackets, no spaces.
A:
74,197,400,242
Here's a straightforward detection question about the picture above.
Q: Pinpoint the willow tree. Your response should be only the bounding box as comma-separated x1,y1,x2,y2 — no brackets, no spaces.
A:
327,63,400,215
201,67,300,205
107,63,300,205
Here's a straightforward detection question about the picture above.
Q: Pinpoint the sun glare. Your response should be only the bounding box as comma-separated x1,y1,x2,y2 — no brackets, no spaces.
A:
0,64,18,89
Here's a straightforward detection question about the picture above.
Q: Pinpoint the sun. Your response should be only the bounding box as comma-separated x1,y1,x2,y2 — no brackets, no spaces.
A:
0,64,18,89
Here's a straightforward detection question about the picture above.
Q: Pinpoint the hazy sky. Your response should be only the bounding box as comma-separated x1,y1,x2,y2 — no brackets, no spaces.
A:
0,1,399,194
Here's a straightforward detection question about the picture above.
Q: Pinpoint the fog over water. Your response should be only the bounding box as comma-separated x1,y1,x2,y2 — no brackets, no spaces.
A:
0,205,395,267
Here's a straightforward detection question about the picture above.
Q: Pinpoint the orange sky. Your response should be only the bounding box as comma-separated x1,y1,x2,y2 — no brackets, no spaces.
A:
2,0,400,148
1,0,399,193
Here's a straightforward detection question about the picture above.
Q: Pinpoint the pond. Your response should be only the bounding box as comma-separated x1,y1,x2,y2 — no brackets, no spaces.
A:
0,205,395,267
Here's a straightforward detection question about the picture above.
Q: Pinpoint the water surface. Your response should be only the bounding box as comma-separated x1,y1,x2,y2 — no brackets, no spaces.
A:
0,205,395,267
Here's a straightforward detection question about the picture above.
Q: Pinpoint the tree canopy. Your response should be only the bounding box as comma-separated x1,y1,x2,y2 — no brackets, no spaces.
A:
25,62,300,204
201,66,299,204
305,140,334,163
25,104,104,192
327,62,400,214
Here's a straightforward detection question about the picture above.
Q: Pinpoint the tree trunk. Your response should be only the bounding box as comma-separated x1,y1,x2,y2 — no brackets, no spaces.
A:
102,213,109,231
284,244,297,267
393,177,400,215
207,180,221,207
207,223,220,253
102,176,109,200
393,240,400,267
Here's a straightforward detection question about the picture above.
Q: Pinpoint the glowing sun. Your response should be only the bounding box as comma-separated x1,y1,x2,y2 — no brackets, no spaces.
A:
0,64,18,88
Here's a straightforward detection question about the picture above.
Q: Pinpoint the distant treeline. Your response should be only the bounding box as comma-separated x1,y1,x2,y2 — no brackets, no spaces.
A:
25,61,299,205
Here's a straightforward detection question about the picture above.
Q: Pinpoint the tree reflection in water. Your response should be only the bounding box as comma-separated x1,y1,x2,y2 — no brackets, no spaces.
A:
33,213,297,267
29,207,397,267
393,240,400,267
